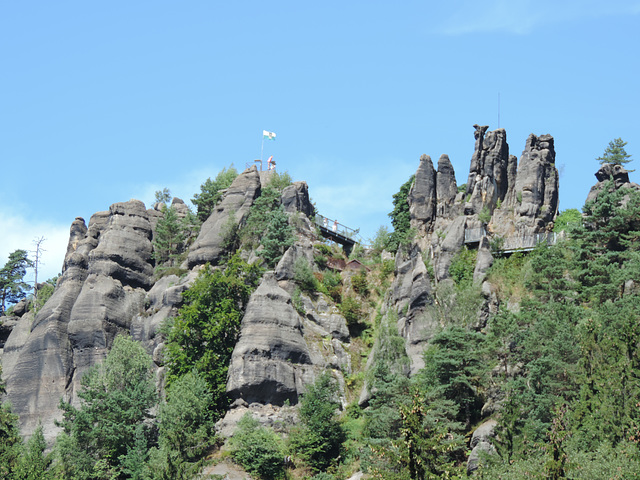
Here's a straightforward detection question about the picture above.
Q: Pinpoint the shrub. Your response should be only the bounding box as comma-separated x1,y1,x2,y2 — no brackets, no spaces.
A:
228,413,285,480
294,258,318,293
478,206,492,224
351,270,369,296
449,247,477,288
340,296,363,326
289,372,345,472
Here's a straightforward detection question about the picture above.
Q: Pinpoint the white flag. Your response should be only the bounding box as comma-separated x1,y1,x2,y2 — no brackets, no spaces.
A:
263,130,276,140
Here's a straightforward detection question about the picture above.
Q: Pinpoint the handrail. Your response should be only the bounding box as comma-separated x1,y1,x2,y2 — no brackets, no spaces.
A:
314,215,358,240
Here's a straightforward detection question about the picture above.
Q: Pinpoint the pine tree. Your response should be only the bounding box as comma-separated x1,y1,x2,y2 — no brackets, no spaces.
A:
596,137,632,166
153,205,187,267
260,205,294,268
0,249,33,313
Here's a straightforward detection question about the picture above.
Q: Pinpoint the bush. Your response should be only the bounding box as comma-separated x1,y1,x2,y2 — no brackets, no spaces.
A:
340,296,363,326
449,247,477,288
289,372,345,472
294,258,318,293
351,271,369,296
228,413,286,480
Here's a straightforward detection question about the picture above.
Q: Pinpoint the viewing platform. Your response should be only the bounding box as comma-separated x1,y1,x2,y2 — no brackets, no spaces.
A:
315,215,358,254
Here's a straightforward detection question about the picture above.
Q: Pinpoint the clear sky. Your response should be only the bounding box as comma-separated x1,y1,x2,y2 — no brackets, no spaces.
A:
2,1,639,283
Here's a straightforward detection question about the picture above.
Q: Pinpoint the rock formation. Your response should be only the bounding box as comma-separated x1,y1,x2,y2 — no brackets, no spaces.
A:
1,126,565,449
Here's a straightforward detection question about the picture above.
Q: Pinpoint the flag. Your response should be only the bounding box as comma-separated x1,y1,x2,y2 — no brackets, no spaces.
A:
263,130,276,140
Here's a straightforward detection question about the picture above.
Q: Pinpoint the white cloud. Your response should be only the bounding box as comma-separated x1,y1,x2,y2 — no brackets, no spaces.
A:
0,211,70,286
438,0,640,35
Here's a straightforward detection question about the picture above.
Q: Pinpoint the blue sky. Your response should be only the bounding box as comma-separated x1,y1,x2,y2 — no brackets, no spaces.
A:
2,1,639,282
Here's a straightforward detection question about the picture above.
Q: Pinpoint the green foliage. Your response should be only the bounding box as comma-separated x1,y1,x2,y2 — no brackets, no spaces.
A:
351,270,369,296
31,275,58,312
387,175,415,252
164,256,262,418
154,188,172,205
553,208,581,232
457,183,467,193
0,402,22,478
56,335,157,479
289,372,346,472
448,246,477,288
260,205,294,268
596,137,632,166
339,296,363,327
148,370,215,479
191,166,238,222
153,205,190,268
429,281,484,328
478,205,492,224
0,249,33,314
265,170,293,192
11,425,53,480
292,287,306,315
419,325,488,429
241,187,288,254
228,413,285,480
370,225,391,255
321,269,342,302
294,258,318,293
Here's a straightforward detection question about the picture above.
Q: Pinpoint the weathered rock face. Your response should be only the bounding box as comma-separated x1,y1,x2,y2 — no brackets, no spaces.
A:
226,273,315,405
512,134,559,227
384,245,437,375
281,181,314,218
4,200,154,441
187,166,261,268
586,163,640,204
465,125,511,215
409,154,437,234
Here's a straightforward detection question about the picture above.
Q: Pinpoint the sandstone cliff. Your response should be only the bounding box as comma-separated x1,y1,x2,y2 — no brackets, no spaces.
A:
1,126,565,446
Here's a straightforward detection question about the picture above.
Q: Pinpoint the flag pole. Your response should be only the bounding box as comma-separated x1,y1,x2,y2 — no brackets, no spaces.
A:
260,132,265,165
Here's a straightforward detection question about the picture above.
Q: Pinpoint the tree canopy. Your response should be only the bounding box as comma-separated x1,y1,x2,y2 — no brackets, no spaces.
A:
597,137,632,166
0,249,33,314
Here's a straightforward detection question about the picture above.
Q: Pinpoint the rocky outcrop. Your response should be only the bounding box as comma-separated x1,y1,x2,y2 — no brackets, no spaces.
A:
385,245,437,374
281,181,314,218
409,155,436,234
187,166,261,268
467,419,497,473
586,163,640,204
226,273,314,405
4,200,155,441
465,125,511,215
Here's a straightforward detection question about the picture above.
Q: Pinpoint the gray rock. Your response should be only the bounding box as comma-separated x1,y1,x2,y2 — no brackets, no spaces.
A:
188,166,261,268
436,154,458,218
281,181,314,218
227,273,314,405
88,200,154,289
274,244,314,282
409,154,436,234
434,216,467,282
473,236,494,284
468,419,498,473
513,133,559,226
586,163,640,204
465,125,511,214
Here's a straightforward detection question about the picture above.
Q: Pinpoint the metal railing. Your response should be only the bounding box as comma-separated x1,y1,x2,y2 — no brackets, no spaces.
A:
501,232,557,251
314,215,359,240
